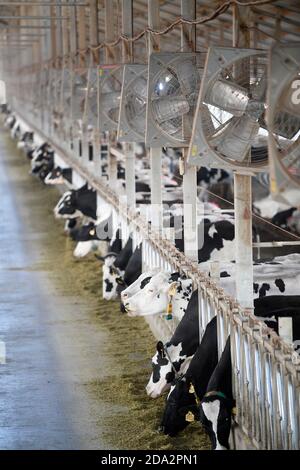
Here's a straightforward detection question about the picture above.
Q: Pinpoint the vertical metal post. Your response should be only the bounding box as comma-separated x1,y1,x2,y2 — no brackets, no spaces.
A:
233,4,254,310
50,3,57,64
122,0,136,210
148,0,162,232
89,0,100,175
181,0,198,262
77,4,89,165
105,0,118,188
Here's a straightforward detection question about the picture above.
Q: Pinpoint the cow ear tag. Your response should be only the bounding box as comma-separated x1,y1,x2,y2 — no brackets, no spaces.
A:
185,411,195,423
89,229,96,236
189,384,195,394
232,407,237,417
165,302,173,320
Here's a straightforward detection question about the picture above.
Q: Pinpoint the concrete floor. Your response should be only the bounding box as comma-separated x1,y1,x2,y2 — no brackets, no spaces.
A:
0,131,118,449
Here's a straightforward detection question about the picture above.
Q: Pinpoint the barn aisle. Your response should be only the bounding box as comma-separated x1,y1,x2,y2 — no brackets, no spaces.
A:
0,130,117,450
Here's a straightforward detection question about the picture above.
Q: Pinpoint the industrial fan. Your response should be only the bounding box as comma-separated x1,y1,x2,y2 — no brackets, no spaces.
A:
188,47,275,172
98,65,123,132
117,64,148,142
146,52,205,147
267,43,300,205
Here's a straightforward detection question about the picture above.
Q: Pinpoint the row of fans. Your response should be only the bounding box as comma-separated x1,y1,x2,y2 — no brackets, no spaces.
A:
34,44,300,199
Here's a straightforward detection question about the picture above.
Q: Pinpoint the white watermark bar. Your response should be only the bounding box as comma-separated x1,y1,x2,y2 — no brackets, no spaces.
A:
0,340,6,364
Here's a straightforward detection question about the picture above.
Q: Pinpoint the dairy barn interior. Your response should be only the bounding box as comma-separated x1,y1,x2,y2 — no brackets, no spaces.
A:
0,0,299,454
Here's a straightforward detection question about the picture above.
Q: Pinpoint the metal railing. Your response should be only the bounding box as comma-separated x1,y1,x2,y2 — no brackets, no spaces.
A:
10,109,300,450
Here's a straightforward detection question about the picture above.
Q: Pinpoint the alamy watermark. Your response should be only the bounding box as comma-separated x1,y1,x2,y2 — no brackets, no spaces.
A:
291,79,300,105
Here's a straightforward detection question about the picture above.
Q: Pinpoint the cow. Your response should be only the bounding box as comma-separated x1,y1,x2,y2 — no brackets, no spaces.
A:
54,183,97,220
45,167,73,187
208,255,300,299
199,338,234,451
72,215,113,258
119,269,160,313
17,131,34,151
4,114,16,130
101,236,133,300
160,316,218,437
11,122,21,140
123,271,193,321
31,152,54,182
197,168,230,188
146,289,199,398
173,219,235,264
116,245,143,299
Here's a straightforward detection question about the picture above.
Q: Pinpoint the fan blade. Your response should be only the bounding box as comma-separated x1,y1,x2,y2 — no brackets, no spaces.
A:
151,95,190,123
210,114,260,162
205,79,249,116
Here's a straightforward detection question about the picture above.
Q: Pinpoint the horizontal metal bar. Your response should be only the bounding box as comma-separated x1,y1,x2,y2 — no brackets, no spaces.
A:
0,16,69,20
253,241,300,248
0,2,86,5
0,25,51,29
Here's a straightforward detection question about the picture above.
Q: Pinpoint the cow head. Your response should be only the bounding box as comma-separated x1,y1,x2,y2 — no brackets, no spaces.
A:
160,377,199,437
123,272,192,318
199,393,234,450
54,191,82,219
102,254,124,300
146,341,189,398
73,223,101,258
119,270,158,312
45,167,66,185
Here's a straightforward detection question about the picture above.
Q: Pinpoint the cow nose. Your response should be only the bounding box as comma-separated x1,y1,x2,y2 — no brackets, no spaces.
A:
157,425,164,434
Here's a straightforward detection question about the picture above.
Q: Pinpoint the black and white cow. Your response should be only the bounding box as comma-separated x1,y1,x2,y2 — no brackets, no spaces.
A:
199,338,234,451
4,114,16,130
32,153,55,182
102,236,133,300
11,122,21,140
17,131,34,152
45,167,73,187
209,255,300,299
54,184,97,220
160,316,218,437
116,244,143,298
197,168,230,188
146,290,200,398
123,271,193,321
72,214,113,258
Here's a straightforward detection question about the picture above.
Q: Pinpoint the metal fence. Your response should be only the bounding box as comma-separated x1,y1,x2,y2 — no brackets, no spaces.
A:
10,109,300,450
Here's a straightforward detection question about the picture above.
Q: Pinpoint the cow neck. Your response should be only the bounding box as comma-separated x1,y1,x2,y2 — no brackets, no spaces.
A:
163,345,183,380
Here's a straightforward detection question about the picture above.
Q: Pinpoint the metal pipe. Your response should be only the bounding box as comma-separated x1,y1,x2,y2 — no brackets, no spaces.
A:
0,16,69,20
0,2,87,5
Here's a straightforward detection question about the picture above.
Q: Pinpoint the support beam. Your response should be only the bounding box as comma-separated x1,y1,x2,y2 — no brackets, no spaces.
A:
181,0,198,262
105,0,118,187
89,0,101,175
233,4,254,310
148,0,162,232
122,0,136,210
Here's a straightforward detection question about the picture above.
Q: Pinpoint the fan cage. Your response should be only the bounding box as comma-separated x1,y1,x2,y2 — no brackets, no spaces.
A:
148,54,203,146
269,73,300,189
201,53,269,169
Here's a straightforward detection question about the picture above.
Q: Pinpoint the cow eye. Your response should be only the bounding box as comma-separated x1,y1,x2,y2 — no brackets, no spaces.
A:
148,289,154,293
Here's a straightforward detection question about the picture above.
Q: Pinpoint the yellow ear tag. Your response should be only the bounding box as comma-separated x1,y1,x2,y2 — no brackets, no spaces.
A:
232,407,237,416
185,411,195,423
189,384,195,394
165,302,173,320
89,229,96,236
168,284,177,297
